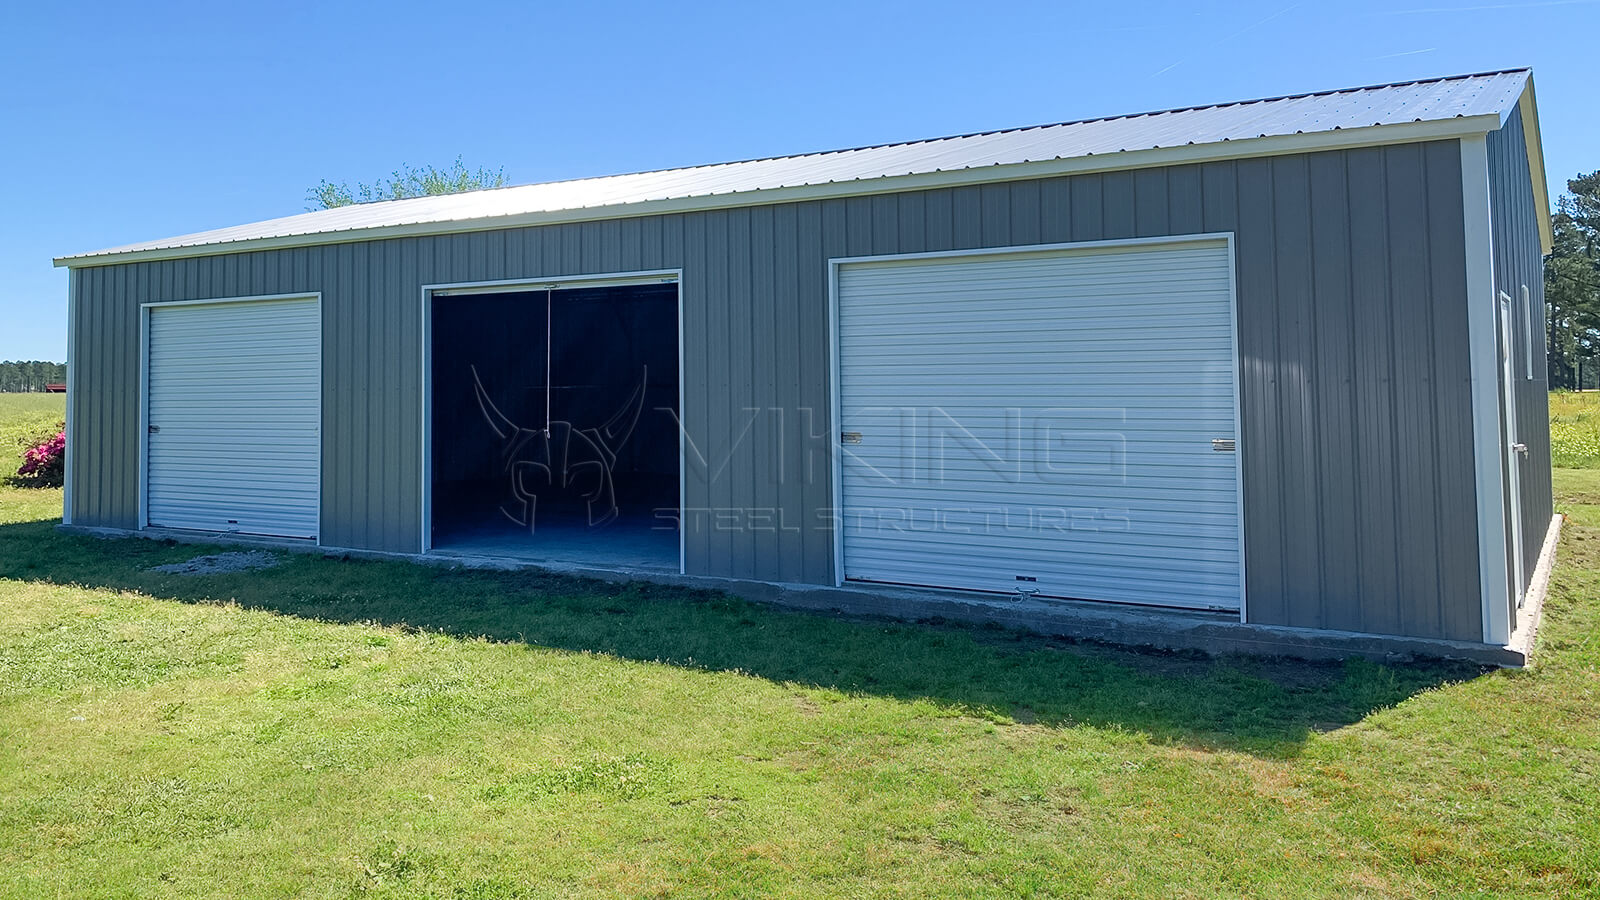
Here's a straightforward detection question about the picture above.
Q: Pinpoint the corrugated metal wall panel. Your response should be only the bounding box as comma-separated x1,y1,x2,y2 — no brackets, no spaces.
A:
1422,139,1482,640
1271,155,1322,628
1306,152,1359,631
68,140,1483,639
1487,105,1554,631
1345,148,1402,636
1235,157,1286,624
1388,144,1443,638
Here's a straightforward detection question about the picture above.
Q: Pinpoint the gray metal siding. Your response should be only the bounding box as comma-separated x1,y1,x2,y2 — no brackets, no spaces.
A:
68,140,1482,640
1488,105,1554,627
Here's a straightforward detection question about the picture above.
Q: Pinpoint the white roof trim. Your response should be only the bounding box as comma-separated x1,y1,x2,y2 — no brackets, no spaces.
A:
54,116,1507,269
56,70,1540,268
1516,77,1555,254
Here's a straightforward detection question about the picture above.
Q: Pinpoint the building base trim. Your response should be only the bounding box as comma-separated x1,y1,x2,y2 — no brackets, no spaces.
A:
60,523,1539,667
1507,513,1563,666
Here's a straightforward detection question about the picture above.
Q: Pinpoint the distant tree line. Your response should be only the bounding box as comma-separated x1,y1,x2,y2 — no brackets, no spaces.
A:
1548,171,1600,389
0,361,66,392
306,157,508,210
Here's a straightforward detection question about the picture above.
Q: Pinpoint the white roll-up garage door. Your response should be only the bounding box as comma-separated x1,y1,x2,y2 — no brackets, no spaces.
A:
145,297,320,540
835,239,1242,611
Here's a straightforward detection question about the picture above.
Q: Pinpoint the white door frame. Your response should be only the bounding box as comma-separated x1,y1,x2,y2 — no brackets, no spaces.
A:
826,232,1246,619
419,269,686,575
1499,290,1526,611
138,292,324,543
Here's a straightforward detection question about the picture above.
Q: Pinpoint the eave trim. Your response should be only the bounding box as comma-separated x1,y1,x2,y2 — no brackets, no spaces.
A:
1514,77,1555,254
56,114,1504,269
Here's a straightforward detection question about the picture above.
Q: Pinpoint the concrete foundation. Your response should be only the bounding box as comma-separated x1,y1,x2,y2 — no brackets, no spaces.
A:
59,518,1560,667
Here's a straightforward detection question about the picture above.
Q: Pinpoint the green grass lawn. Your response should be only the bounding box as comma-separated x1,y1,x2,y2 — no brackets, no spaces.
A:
0,400,1597,897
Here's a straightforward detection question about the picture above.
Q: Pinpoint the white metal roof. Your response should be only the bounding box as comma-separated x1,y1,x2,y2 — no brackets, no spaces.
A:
58,69,1541,266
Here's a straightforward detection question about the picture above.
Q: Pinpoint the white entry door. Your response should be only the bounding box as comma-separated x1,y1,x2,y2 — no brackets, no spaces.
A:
145,297,321,539
834,239,1243,610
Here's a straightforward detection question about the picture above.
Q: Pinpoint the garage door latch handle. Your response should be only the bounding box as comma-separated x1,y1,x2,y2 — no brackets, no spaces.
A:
841,432,862,444
148,425,160,434
1211,438,1235,452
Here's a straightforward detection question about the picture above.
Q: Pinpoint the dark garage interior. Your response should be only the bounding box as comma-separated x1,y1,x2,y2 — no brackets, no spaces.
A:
430,282,680,569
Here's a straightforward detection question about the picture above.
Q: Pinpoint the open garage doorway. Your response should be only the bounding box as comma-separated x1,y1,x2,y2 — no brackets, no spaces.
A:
426,275,681,572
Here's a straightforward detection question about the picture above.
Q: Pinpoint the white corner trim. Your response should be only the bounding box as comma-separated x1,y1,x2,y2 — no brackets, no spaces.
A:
136,305,148,530
1462,135,1512,645
62,269,76,526
138,290,323,310
427,270,680,296
675,278,686,579
1506,513,1562,664
826,232,1236,267
1224,234,1247,624
419,285,431,555
826,256,844,587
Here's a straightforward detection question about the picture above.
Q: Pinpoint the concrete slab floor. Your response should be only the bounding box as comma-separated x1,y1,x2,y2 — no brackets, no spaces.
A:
429,513,679,573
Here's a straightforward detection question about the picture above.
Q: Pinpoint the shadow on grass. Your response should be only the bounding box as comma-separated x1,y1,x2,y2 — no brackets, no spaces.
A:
0,518,1487,756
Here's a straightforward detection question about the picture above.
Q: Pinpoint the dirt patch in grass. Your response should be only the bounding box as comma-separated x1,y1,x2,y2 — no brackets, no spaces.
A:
149,551,282,575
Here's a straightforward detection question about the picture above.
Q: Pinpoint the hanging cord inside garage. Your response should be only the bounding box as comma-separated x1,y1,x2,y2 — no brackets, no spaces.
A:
543,288,553,438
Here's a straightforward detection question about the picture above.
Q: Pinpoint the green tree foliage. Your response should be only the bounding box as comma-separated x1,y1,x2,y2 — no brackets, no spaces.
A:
0,361,66,393
306,157,509,210
1548,172,1600,389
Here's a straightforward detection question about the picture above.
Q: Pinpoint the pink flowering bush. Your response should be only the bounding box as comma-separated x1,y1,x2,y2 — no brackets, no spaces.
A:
16,430,65,487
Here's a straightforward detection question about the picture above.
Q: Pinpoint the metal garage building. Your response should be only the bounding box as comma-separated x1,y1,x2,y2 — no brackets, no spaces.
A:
56,69,1556,661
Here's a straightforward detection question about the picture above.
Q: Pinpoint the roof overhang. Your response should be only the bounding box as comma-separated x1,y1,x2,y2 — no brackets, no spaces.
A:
54,112,1512,269
1510,75,1555,254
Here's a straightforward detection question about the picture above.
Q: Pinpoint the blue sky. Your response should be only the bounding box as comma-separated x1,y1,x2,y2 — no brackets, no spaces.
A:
2,0,1595,360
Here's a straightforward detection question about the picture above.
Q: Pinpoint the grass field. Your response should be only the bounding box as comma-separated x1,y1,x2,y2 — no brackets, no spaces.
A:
1549,391,1600,467
0,396,1596,896
0,393,63,481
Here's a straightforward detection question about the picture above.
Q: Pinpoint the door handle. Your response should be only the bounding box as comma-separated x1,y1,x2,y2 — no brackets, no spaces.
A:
1512,442,1528,455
